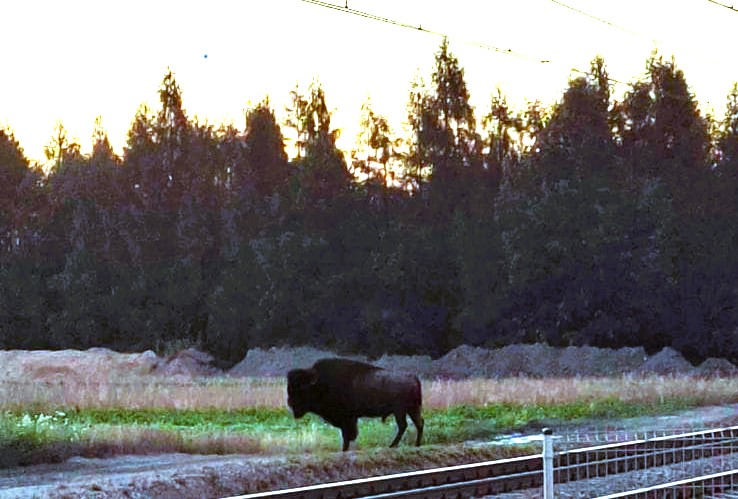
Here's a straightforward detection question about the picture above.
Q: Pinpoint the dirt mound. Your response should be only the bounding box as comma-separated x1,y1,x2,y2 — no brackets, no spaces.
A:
228,346,367,377
0,348,161,383
557,345,647,376
638,347,695,375
433,345,497,378
374,354,435,378
2,343,735,384
153,348,221,377
0,347,230,386
494,343,561,378
695,357,738,377
227,344,733,379
229,343,660,379
419,344,647,379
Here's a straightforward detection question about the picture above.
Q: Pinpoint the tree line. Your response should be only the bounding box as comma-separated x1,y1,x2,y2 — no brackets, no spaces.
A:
2,41,738,366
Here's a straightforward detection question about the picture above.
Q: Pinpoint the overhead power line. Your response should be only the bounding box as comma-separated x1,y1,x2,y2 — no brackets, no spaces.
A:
705,0,738,13
300,0,550,63
549,0,721,67
548,0,658,44
301,0,628,89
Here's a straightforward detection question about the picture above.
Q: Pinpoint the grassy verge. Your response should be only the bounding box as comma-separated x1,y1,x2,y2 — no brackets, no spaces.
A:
0,397,697,469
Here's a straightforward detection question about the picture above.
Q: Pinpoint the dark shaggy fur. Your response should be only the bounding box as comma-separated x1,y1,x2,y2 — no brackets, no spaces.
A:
287,358,424,451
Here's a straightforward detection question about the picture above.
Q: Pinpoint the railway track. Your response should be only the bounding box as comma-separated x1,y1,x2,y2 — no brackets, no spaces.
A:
225,426,738,499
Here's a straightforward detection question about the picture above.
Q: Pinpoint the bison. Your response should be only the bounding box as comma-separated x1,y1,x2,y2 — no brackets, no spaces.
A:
287,358,424,451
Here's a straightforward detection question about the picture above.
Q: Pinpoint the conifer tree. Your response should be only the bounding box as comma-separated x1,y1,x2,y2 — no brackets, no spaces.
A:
244,99,289,198
0,128,32,254
428,38,481,183
425,38,483,216
617,53,709,179
287,82,349,206
352,98,396,210
538,56,613,179
482,88,520,192
718,83,738,171
404,76,434,194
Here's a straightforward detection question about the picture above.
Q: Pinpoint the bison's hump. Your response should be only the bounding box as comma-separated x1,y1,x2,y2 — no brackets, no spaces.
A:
313,357,382,369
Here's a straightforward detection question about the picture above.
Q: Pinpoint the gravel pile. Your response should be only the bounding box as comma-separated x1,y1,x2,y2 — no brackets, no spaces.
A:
373,353,435,378
228,344,734,379
695,357,738,376
0,348,160,383
228,346,367,377
152,348,220,377
637,347,695,375
1,343,736,382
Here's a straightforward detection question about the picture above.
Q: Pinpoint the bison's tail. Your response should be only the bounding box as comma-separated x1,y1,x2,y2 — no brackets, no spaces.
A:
412,377,422,407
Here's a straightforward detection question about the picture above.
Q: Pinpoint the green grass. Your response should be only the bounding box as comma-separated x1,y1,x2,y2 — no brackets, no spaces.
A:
0,397,696,468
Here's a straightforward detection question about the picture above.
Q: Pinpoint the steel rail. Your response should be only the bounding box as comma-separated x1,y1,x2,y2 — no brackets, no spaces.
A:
223,426,738,499
224,454,542,499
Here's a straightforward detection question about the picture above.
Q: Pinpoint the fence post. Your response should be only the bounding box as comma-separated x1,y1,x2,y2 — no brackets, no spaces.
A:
543,427,554,499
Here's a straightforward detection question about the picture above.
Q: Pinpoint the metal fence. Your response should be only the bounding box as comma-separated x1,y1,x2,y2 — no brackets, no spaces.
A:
223,425,738,499
543,425,738,498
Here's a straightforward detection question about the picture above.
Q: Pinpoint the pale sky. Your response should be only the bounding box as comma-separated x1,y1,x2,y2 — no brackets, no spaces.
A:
2,0,737,165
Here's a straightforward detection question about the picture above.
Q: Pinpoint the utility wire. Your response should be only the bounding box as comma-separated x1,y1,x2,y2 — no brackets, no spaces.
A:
705,0,738,13
302,0,626,88
549,0,658,44
549,0,721,66
301,0,549,63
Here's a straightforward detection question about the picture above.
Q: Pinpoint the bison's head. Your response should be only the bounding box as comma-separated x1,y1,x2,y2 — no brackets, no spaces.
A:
286,367,318,418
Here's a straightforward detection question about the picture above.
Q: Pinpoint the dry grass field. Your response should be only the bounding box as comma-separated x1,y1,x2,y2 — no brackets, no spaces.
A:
2,373,738,412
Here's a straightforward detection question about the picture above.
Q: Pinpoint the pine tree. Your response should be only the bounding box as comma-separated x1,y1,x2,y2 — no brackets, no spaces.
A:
91,116,119,168
404,76,434,194
287,82,350,206
244,99,289,198
617,53,709,179
44,121,83,174
352,98,396,210
482,88,521,192
425,38,483,216
428,38,481,183
0,128,32,254
537,57,614,180
718,83,738,170
0,128,30,194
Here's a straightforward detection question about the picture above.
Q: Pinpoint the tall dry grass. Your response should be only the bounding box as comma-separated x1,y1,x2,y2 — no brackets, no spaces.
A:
0,376,285,411
424,376,738,408
2,374,738,411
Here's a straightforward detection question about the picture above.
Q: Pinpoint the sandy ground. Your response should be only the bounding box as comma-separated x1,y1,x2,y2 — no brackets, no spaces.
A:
2,404,738,499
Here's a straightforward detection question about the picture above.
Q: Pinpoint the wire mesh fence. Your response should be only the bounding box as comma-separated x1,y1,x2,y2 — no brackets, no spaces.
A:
546,426,738,498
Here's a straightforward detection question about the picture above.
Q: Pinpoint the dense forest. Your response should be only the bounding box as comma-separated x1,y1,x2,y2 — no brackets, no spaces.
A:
2,40,738,366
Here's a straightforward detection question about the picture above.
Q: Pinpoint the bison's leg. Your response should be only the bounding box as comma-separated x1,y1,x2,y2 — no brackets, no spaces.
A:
389,412,408,447
341,419,358,451
409,407,424,446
